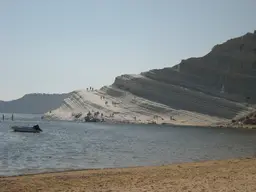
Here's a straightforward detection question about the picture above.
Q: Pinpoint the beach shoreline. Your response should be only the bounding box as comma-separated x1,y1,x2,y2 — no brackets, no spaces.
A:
1,157,256,192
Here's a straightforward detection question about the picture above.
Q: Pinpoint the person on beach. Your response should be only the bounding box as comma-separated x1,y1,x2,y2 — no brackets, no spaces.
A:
11,114,14,121
240,44,244,51
2,114,4,121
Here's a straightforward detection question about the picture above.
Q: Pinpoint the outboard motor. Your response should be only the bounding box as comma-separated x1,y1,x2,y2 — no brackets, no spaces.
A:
33,124,42,132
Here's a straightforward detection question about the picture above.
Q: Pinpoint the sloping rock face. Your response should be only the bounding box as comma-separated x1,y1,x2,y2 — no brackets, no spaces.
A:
44,31,255,124
44,88,226,126
113,32,256,119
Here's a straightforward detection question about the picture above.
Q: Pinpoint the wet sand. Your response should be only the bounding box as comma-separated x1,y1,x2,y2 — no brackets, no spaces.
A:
1,158,256,192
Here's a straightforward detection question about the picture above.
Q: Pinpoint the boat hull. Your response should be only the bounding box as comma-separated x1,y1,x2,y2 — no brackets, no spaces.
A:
11,126,42,133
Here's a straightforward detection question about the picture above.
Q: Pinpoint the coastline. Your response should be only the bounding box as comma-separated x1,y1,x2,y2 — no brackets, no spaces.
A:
1,158,256,192
43,89,233,127
45,117,256,130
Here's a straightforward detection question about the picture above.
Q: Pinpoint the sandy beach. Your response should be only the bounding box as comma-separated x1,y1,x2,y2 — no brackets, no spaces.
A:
1,158,256,192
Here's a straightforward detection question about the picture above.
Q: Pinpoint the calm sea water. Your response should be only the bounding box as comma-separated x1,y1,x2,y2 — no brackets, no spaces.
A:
1,113,256,176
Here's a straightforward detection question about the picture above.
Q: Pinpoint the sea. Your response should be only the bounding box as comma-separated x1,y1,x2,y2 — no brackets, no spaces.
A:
1,113,256,176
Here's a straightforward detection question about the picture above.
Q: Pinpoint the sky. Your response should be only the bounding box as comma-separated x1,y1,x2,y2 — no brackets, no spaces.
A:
0,0,255,100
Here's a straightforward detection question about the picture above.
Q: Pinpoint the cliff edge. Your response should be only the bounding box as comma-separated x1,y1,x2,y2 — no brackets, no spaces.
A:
43,31,256,125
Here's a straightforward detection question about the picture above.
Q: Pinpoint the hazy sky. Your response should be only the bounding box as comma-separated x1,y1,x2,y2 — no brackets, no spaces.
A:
0,0,255,100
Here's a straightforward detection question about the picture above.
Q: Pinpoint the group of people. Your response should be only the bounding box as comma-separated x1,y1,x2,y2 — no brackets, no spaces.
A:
85,111,104,122
86,87,94,91
87,111,104,118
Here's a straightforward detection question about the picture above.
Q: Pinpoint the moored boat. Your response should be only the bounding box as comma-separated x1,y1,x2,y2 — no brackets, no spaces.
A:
11,124,42,133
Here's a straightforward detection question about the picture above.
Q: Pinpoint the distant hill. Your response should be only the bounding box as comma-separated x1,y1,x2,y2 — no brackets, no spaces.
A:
0,93,70,114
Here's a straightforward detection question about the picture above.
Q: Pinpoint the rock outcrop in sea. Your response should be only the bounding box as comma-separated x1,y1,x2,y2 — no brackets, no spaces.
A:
43,31,256,125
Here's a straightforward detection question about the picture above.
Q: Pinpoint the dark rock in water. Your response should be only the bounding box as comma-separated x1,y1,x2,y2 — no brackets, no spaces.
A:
229,111,256,127
84,116,101,122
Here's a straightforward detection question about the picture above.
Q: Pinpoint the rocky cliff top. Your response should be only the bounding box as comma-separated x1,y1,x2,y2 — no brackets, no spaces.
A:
112,31,256,119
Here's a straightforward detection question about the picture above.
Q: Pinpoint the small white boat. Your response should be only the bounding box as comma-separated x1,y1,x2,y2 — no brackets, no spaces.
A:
11,124,42,133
